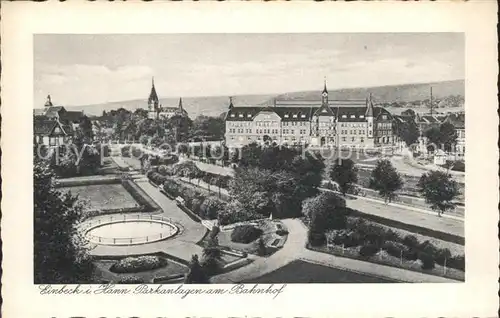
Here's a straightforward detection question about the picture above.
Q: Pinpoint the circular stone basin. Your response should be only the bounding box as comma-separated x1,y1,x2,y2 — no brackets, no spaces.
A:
85,220,178,246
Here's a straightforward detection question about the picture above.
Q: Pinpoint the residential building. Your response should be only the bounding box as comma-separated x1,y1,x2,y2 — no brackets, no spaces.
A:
33,95,86,146
147,77,189,120
224,82,395,149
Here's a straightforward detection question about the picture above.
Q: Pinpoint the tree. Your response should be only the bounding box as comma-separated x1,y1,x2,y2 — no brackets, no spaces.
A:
184,255,209,284
424,127,441,152
369,159,403,203
418,170,459,216
34,158,93,283
303,192,347,232
329,159,358,196
439,122,458,152
201,237,222,275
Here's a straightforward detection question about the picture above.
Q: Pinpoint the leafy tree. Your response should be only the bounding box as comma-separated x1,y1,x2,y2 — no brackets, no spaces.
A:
369,159,403,203
396,119,419,147
439,122,458,152
401,109,416,119
201,238,222,275
418,170,459,216
303,192,347,232
34,158,93,283
424,127,441,151
329,159,358,196
184,255,209,284
200,196,225,220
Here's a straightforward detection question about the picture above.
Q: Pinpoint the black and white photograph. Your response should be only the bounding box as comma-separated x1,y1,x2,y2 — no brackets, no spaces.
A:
33,33,466,285
2,2,498,317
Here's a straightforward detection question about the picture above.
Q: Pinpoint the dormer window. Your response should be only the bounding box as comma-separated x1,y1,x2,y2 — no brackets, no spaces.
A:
360,115,365,118
284,114,289,118
293,114,298,118
230,114,235,117
238,114,243,118
322,109,327,113
301,114,306,118
247,114,252,118
342,115,347,118
382,115,387,120
350,115,356,118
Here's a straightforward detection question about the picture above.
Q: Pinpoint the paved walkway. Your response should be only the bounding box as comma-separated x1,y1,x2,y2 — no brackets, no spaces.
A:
344,197,464,238
211,219,456,283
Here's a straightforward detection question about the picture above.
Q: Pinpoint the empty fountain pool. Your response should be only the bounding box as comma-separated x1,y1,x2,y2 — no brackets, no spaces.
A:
85,218,179,246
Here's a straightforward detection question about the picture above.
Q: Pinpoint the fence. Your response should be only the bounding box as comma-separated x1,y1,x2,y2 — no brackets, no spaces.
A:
83,214,181,246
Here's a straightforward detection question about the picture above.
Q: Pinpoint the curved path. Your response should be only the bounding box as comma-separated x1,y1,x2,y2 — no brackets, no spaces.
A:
88,179,207,262
211,219,457,283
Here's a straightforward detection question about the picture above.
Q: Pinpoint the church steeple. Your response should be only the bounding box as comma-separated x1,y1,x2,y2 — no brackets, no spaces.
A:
148,77,159,110
228,96,234,109
44,94,53,107
178,97,183,111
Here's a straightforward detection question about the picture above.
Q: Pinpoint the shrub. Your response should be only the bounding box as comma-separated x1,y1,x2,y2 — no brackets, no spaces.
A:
381,241,408,258
419,252,435,270
257,238,267,256
326,229,359,247
434,248,452,266
217,209,260,226
158,165,168,175
117,276,146,284
359,244,380,257
200,197,225,220
447,255,465,271
110,256,168,273
403,235,420,249
308,230,326,247
231,225,263,244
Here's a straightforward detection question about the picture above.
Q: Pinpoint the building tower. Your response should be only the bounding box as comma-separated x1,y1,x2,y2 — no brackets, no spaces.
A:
228,96,234,109
366,93,374,138
321,78,329,106
148,77,159,113
178,97,183,112
44,95,53,107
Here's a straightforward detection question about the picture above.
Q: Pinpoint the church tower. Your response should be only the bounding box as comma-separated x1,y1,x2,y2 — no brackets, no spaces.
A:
148,77,159,112
44,94,53,107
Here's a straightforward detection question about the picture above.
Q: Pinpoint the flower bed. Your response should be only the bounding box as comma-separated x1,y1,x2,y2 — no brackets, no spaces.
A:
109,256,169,273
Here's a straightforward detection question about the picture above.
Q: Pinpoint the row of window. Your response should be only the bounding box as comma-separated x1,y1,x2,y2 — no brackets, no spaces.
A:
283,121,308,126
377,123,392,129
340,130,367,135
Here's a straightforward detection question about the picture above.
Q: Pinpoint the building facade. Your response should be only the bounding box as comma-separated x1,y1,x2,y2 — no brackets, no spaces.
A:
147,77,189,120
224,82,396,149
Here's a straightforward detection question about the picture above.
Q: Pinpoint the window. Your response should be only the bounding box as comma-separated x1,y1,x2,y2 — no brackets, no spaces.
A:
360,137,364,143
238,114,243,118
382,115,387,120
350,115,356,118
360,115,365,118
342,115,347,118
293,114,298,118
291,130,294,134
301,114,306,118
230,114,235,117
352,137,355,142
359,130,363,135
284,114,289,118
342,137,346,141
247,114,252,118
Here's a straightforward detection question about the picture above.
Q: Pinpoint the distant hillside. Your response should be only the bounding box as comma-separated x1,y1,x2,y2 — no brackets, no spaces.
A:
59,79,464,119
276,80,464,103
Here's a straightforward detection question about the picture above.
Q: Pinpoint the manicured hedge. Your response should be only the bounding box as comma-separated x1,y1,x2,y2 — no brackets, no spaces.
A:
359,244,380,257
230,225,263,244
110,256,168,273
117,276,146,284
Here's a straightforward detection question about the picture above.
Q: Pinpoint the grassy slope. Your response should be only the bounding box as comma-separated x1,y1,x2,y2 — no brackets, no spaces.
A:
61,79,464,118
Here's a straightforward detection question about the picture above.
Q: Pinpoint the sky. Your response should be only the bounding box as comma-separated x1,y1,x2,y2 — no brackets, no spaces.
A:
34,33,464,107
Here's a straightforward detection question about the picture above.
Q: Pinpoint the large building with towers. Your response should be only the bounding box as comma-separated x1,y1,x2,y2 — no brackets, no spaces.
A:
147,77,189,120
224,81,395,149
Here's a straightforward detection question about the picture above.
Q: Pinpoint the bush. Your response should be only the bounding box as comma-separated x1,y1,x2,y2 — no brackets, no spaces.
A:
117,276,146,284
200,197,225,220
275,229,288,236
359,244,380,257
257,238,267,256
110,256,168,273
308,230,326,247
230,225,263,244
382,241,408,258
447,255,465,271
418,252,435,270
158,165,168,175
326,229,359,247
217,209,260,226
403,235,420,249
434,248,452,266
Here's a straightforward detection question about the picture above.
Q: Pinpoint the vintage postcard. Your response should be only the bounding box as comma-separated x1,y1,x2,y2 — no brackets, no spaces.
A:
2,1,499,317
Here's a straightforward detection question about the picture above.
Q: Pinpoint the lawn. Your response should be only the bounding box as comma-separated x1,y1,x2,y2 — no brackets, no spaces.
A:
244,260,396,283
64,184,140,211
